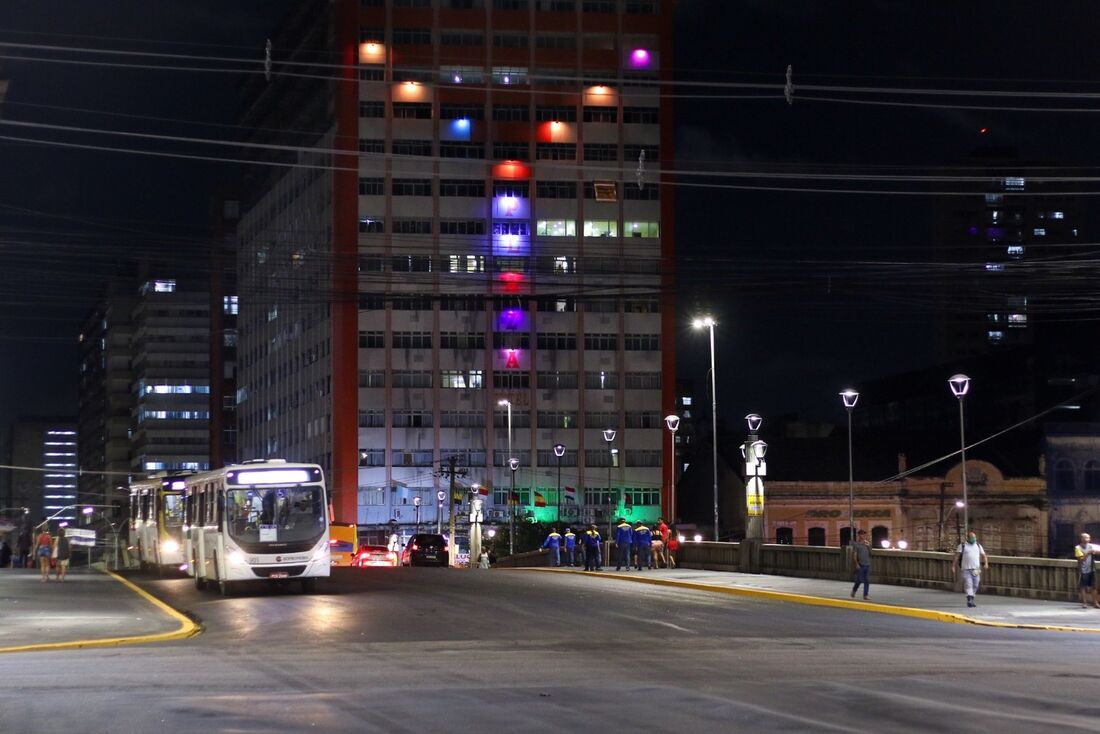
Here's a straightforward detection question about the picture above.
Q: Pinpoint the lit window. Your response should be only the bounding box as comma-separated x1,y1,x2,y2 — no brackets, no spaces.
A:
985,263,1005,271
536,220,576,237
1033,228,1046,236
1003,177,1025,190
583,220,618,237
223,295,239,315
1008,313,1028,326
1051,211,1065,219
988,330,1004,343
624,221,659,237
1007,245,1024,257
492,66,528,85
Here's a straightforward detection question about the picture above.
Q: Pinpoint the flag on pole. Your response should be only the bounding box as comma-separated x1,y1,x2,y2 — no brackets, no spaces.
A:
564,486,577,504
625,492,633,508
509,491,520,506
478,485,490,495
534,491,547,508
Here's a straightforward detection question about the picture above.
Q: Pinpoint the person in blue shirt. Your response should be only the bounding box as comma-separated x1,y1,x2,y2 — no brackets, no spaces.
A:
633,521,652,570
562,528,577,567
582,525,602,571
542,527,562,566
614,518,634,571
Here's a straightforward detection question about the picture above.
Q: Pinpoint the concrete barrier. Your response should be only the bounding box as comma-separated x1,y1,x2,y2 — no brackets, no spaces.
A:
493,549,553,568
677,542,1081,602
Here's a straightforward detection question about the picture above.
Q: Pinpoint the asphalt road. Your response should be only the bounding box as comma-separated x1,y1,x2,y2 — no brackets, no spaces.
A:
5,567,1100,733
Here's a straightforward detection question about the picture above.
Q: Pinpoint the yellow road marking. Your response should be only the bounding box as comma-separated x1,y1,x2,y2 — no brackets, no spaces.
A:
0,570,201,654
506,567,1100,634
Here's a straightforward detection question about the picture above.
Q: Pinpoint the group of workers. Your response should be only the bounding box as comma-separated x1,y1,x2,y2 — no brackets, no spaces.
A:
541,518,679,572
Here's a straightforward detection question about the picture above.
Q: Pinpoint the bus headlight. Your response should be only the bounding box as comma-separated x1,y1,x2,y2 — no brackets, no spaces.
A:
228,550,246,566
162,540,179,554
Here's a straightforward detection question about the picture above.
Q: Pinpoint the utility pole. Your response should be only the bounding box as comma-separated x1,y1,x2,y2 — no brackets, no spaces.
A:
438,455,467,567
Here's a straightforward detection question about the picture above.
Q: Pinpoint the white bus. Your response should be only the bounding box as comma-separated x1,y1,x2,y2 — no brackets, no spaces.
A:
128,474,188,573
183,460,330,595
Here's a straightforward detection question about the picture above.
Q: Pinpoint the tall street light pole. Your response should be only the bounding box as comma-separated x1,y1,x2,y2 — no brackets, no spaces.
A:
948,374,971,535
498,399,514,555
692,316,719,542
554,443,565,524
664,414,680,523
508,457,519,555
603,428,616,567
840,390,859,548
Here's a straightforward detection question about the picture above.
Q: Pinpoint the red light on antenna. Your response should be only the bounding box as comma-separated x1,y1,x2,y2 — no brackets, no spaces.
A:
979,127,989,135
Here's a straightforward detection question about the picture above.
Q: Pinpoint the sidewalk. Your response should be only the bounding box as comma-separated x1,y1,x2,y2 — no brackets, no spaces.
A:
0,567,196,653
536,566,1100,632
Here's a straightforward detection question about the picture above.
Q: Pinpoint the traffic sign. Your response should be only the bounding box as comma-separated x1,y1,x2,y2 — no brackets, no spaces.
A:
66,528,96,547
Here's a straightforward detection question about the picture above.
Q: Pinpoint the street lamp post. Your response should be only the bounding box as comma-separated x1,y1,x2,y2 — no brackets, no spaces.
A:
840,390,859,548
508,457,519,555
664,415,680,523
603,428,616,567
742,414,766,541
692,316,720,541
413,496,421,535
554,443,565,524
498,399,514,554
948,374,971,535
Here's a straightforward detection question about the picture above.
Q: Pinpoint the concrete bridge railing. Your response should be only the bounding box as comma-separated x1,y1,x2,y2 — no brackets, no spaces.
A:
677,542,1081,602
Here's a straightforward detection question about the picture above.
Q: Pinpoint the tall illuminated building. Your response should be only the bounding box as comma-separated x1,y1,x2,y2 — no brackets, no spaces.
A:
237,0,675,535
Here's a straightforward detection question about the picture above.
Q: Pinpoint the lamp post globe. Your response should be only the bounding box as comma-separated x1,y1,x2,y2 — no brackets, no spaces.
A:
553,443,565,522
745,413,762,433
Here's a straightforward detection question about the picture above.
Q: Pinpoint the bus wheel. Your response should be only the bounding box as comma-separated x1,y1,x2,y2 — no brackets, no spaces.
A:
219,579,234,596
301,578,317,594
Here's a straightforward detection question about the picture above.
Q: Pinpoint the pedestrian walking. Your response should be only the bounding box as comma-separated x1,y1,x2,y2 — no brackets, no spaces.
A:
53,527,71,582
614,518,633,571
34,525,52,582
562,528,577,567
541,527,563,567
656,517,670,568
583,525,602,571
477,550,490,569
951,530,989,608
17,529,30,568
1075,533,1100,608
0,540,11,568
849,529,872,600
633,521,652,570
666,533,679,569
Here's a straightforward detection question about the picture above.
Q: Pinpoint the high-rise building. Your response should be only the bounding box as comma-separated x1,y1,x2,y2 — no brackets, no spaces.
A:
78,280,137,511
236,0,675,533
7,418,77,522
78,277,214,513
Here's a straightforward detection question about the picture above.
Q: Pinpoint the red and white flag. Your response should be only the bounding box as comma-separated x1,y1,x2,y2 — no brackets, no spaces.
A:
564,486,577,504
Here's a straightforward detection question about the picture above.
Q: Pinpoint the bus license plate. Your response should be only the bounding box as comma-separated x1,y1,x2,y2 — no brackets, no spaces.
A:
269,571,289,579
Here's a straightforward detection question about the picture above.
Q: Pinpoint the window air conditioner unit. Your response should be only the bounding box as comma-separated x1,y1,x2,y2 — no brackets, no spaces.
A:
593,181,618,202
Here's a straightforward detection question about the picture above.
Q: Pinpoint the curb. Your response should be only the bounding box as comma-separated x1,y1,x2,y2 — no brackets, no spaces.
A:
504,567,1100,634
0,570,201,654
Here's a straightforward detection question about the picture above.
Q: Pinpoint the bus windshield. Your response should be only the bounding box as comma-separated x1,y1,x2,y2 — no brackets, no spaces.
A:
226,485,326,546
163,493,184,527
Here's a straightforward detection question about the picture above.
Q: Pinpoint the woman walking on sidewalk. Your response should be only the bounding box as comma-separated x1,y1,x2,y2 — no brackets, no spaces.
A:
34,525,52,582
53,527,71,582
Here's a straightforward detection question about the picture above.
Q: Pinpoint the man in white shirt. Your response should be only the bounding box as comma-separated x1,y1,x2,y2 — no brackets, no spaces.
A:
1074,533,1100,609
951,530,989,608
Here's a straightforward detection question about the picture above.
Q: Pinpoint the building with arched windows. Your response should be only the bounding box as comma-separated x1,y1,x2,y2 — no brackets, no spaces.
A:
1045,423,1100,556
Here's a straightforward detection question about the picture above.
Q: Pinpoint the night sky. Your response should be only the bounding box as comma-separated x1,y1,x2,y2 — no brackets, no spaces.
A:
0,1,1097,432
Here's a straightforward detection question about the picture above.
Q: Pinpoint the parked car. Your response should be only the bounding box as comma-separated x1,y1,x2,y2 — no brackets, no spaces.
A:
401,533,449,567
351,544,398,568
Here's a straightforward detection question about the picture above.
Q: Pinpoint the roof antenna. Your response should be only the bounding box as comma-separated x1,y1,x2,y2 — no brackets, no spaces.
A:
784,64,793,105
264,39,272,82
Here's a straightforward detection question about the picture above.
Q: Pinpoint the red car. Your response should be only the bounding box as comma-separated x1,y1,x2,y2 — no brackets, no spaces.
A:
351,544,399,568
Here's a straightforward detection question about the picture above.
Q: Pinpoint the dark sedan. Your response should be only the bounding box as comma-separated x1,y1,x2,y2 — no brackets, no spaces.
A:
401,533,449,567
